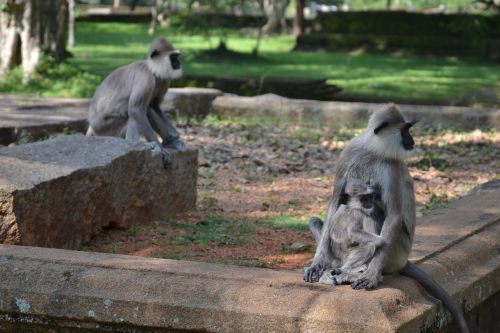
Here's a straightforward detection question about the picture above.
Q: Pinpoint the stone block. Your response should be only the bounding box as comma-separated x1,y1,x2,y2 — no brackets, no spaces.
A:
0,135,197,249
0,181,499,332
212,93,500,130
0,94,88,145
162,87,223,120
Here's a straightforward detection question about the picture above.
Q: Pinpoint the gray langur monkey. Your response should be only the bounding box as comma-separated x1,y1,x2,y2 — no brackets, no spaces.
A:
304,179,384,285
86,37,187,166
304,105,469,333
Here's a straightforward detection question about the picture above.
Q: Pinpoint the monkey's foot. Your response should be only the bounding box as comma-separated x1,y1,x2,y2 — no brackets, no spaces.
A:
332,271,361,285
149,141,172,167
318,271,336,285
351,271,382,290
303,264,325,283
164,139,187,152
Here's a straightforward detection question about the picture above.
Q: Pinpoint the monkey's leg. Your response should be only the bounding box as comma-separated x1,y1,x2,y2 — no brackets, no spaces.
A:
304,208,346,283
148,108,187,152
318,259,341,285
341,244,376,274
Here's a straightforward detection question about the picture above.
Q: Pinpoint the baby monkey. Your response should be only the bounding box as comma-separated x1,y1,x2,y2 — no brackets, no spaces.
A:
305,179,384,285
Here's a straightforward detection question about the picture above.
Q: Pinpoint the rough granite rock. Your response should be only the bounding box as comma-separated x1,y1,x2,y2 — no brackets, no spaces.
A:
0,135,197,249
162,87,223,120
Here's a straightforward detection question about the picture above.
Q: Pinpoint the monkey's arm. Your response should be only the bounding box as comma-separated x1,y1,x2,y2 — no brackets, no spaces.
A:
127,80,159,143
351,164,403,289
126,78,172,166
347,219,385,248
148,107,186,151
304,205,346,283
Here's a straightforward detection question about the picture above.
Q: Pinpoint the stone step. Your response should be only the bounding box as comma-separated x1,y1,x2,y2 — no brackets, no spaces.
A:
0,94,89,145
0,181,499,332
212,93,500,130
0,135,197,249
162,87,223,120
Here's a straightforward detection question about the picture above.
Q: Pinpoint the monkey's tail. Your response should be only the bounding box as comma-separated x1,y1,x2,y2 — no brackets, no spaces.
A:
402,262,470,333
309,217,324,244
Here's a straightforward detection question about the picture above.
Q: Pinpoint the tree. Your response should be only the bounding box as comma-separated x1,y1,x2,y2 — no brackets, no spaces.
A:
149,0,172,35
293,0,304,37
0,0,70,79
261,0,290,34
68,0,75,47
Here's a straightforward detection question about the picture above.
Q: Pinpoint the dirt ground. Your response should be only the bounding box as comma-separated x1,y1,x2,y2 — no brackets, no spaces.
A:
83,117,500,270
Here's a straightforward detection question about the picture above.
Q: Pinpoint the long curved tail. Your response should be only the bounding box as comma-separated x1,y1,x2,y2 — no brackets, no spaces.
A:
309,216,324,244
402,261,470,333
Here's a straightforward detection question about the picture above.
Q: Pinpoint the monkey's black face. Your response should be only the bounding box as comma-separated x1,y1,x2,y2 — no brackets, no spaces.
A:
401,122,415,150
169,52,181,70
359,194,375,209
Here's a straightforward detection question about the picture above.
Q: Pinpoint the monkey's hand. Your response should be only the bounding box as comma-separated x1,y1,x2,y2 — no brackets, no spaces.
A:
374,236,385,248
303,264,324,283
149,141,172,167
164,139,187,152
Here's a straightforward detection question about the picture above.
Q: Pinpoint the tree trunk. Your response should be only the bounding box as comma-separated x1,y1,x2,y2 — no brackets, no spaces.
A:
149,0,161,35
113,0,121,10
293,0,304,37
68,0,75,47
261,0,290,35
130,0,139,11
0,0,69,79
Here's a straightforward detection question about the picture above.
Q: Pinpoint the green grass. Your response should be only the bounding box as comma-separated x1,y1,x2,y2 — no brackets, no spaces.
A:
410,149,451,171
127,225,142,236
425,192,449,211
0,56,101,98
2,21,499,105
151,252,186,260
69,22,500,106
257,214,309,231
168,216,254,246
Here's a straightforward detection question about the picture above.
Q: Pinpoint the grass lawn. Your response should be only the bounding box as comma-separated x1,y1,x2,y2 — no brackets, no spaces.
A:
71,22,500,106
2,21,499,106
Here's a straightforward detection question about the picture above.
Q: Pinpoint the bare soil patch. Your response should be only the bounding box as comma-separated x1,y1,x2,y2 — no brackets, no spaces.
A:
83,117,500,270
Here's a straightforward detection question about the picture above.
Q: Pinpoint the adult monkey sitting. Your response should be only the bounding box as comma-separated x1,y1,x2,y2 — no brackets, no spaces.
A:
87,37,186,166
304,104,469,333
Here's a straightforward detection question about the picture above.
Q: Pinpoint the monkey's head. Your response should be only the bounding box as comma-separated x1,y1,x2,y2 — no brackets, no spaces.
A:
345,179,375,211
362,104,417,161
147,37,182,80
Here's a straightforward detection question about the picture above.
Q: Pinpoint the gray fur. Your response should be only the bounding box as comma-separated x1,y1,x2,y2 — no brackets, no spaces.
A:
304,104,469,333
304,179,384,284
87,37,186,167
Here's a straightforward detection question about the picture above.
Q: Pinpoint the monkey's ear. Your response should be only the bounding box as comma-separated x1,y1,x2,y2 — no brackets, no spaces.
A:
150,49,160,58
374,121,388,134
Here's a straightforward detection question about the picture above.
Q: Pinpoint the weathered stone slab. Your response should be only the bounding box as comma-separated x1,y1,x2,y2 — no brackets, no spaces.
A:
212,93,500,130
0,181,499,332
162,87,223,120
0,135,197,249
0,94,88,145
0,90,223,146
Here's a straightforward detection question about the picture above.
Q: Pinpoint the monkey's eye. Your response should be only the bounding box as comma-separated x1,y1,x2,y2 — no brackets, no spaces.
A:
150,50,160,58
170,52,181,70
